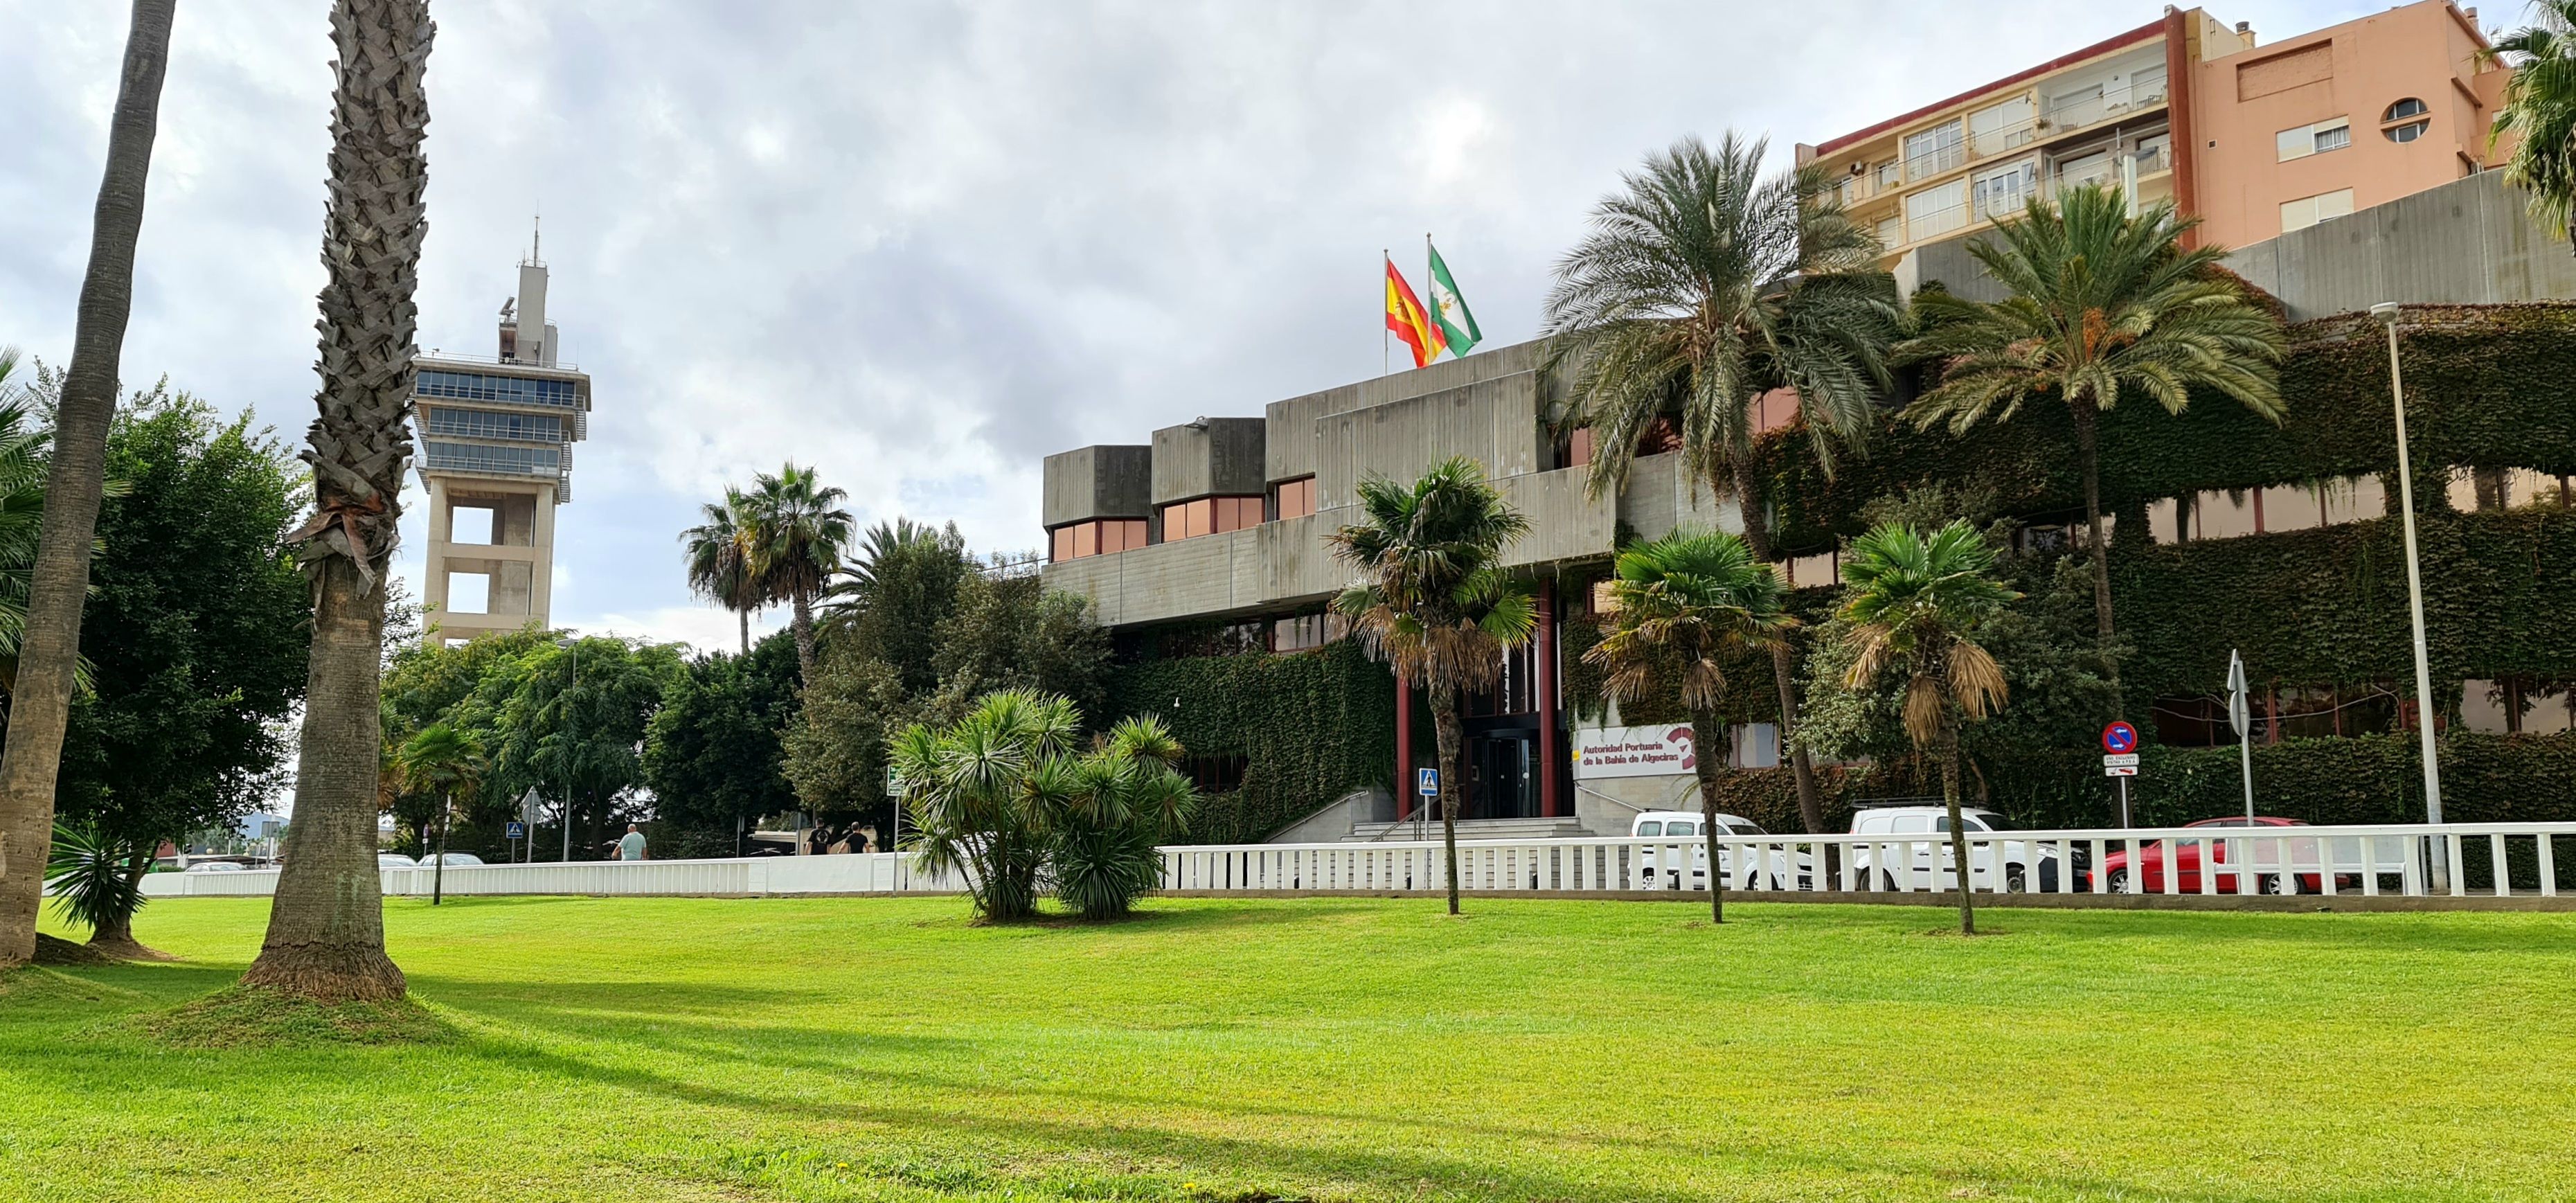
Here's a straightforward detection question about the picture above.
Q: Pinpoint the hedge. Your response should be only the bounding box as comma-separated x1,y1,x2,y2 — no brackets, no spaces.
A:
1104,639,1397,845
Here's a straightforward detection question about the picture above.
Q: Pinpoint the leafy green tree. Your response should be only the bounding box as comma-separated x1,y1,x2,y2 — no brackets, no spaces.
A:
399,723,483,905
1836,520,2019,935
0,353,61,694
43,821,155,956
1899,184,2284,698
1541,132,1899,840
0,0,178,972
780,647,913,834
1327,456,1535,916
481,636,686,859
929,569,1111,723
53,391,308,930
737,463,855,683
2487,4,2576,240
888,690,1197,922
824,518,969,695
679,488,761,654
1583,529,1794,923
643,631,802,845
246,0,436,1002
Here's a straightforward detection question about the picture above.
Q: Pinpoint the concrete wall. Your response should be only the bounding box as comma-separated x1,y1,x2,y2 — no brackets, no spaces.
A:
1041,444,1153,528
1263,384,1358,483
1151,417,1267,504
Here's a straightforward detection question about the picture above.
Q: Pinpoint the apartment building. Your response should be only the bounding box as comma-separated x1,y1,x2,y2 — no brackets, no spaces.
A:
1797,0,2510,274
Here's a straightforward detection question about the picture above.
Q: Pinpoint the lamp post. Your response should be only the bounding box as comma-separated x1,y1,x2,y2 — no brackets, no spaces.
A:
2371,302,2447,891
556,635,578,862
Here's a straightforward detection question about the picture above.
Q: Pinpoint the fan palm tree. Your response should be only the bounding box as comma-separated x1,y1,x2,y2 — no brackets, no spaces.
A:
737,463,855,684
819,517,946,624
1327,456,1536,916
1899,184,2284,699
2486,3,2576,242
679,488,760,654
1541,132,1899,843
400,724,485,907
1836,521,2019,935
242,0,433,1001
1584,529,1795,923
0,0,176,972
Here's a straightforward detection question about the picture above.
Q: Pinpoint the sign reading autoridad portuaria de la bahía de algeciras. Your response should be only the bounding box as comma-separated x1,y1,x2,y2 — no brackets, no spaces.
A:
1572,725,1697,779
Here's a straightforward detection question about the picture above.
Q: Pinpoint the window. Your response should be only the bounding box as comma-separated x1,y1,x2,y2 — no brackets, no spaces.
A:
1048,518,1146,562
1637,821,1663,837
1564,427,1595,468
1904,179,1967,240
1971,159,2037,221
1269,612,1347,652
2382,98,2431,143
1785,546,1839,589
415,371,580,408
2275,117,2351,161
1875,159,1902,190
424,408,564,442
2279,188,2354,233
2462,679,2576,735
1969,96,2034,158
1272,476,1316,521
1183,754,1249,794
1876,215,1904,247
421,440,560,477
1903,120,1965,179
1666,821,1697,837
1159,495,1262,541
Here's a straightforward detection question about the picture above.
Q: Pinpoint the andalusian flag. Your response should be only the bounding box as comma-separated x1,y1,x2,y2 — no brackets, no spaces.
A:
1426,240,1481,357
1384,256,1444,369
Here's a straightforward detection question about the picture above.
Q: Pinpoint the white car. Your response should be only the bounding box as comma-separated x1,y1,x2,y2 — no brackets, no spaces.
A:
183,860,248,873
1631,811,1810,890
1847,805,2064,892
377,853,418,869
416,853,486,868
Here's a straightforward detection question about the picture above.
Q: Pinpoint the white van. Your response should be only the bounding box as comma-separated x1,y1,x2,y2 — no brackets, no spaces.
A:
1630,811,1808,890
1847,805,2064,891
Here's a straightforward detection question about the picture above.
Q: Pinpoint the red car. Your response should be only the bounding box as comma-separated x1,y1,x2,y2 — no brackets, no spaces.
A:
2086,817,2343,895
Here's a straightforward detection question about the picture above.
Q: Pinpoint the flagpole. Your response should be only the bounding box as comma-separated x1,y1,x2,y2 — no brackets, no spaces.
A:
1425,233,1435,362
1381,249,1390,378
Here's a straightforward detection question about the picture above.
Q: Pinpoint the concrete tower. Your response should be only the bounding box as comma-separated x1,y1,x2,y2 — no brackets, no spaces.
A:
411,241,593,642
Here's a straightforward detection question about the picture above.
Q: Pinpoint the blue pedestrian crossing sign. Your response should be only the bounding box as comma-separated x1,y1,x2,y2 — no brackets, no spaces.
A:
506,821,526,840
1416,767,1440,796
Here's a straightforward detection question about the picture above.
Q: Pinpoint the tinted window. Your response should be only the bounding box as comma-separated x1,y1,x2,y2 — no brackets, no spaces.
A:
1725,823,1764,837
1637,821,1663,837
1893,815,1933,834
1665,821,1696,837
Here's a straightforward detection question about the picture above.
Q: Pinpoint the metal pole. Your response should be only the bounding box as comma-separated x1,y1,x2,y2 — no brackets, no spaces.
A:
560,637,578,862
2373,302,2447,891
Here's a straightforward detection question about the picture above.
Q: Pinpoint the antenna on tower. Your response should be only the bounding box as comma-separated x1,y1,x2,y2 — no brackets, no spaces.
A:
529,209,542,265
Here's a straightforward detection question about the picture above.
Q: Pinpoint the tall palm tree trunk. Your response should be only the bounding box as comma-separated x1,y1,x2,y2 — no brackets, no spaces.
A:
1729,459,1831,844
0,0,176,971
738,607,750,656
241,0,433,1001
790,592,818,683
1431,684,1465,916
1689,711,1727,924
1940,724,1976,936
2070,404,2121,699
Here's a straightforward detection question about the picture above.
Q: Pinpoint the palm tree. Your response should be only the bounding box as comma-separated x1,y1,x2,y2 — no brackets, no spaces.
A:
819,517,947,624
44,821,156,956
241,0,434,1001
1899,184,2285,699
888,689,1078,922
400,724,485,907
1583,529,1794,923
1327,456,1535,916
0,373,84,696
2486,3,2576,242
679,488,760,654
1836,521,2019,935
1541,132,1899,844
0,0,176,972
737,463,855,683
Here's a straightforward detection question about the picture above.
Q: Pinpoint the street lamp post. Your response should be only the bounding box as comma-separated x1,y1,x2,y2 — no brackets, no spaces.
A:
2372,302,2447,891
556,635,578,863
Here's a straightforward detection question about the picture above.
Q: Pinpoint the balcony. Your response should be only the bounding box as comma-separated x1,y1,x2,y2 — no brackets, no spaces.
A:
2038,71,2168,140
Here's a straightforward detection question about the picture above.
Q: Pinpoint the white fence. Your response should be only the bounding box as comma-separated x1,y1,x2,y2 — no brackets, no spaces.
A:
136,822,2576,902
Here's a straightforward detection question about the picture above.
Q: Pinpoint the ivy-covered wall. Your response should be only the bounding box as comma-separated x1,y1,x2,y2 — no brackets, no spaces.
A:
1104,640,1396,844
1752,305,2576,551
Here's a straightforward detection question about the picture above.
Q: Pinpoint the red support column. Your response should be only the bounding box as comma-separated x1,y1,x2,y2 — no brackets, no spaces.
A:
1395,670,1414,821
1537,581,1561,819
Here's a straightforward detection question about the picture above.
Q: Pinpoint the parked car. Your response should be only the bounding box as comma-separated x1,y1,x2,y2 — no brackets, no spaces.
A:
183,860,248,874
417,852,486,868
1630,811,1811,890
1847,805,2066,892
377,853,418,869
2086,817,2350,894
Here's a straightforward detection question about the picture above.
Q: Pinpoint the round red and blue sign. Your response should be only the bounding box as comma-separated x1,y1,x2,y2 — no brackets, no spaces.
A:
2101,720,2139,754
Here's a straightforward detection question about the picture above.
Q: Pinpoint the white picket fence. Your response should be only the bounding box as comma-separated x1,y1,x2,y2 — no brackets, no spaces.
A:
136,822,2576,902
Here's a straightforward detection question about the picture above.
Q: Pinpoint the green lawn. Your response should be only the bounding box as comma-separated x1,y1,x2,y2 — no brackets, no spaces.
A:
5,895,2572,1202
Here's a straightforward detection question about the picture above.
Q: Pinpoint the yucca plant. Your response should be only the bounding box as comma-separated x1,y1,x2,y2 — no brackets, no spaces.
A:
44,821,154,952
1836,520,2019,935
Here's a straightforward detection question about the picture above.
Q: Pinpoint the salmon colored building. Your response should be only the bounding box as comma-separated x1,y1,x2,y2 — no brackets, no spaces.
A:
1796,1,2512,268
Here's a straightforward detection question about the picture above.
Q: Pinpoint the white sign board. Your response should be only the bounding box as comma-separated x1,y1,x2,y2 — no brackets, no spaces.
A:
2102,753,2140,768
1573,725,1697,779
2105,764,2139,777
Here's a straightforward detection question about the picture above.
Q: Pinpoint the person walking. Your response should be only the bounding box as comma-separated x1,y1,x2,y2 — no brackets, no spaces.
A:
616,823,648,862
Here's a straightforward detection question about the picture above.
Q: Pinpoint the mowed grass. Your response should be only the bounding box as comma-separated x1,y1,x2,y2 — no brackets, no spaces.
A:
6,896,2573,1202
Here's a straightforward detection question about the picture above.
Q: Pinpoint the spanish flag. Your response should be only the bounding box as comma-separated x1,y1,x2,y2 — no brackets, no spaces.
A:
1385,256,1445,370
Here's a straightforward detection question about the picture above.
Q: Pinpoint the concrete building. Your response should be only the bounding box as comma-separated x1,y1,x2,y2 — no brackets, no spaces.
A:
1041,166,2576,843
411,249,593,642
1797,0,2511,280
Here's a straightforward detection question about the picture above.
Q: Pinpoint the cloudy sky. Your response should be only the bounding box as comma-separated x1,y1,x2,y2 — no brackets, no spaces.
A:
5,0,2402,652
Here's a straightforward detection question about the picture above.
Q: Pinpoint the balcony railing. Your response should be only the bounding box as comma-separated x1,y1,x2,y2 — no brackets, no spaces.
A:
2039,72,2169,138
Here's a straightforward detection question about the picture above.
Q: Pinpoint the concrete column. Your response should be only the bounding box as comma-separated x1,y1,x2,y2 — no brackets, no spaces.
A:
1538,580,1560,819
1395,671,1413,822
530,486,557,626
424,478,452,615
